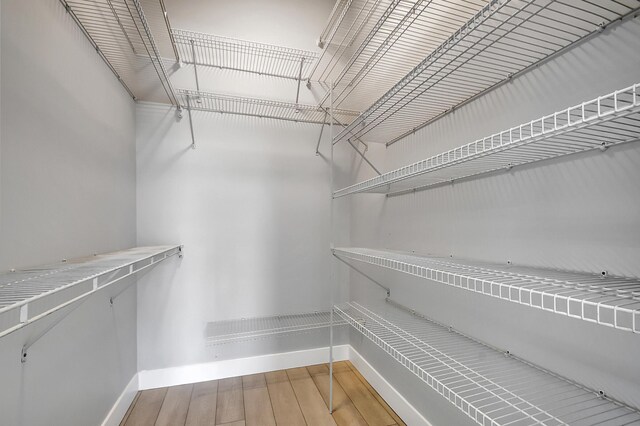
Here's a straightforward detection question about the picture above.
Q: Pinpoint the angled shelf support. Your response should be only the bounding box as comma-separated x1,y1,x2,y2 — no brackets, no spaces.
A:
334,248,640,334
334,83,640,197
336,299,640,426
0,246,182,344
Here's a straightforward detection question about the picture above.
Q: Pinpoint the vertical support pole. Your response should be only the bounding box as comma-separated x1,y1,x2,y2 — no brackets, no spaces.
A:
190,39,201,103
315,112,327,156
295,57,306,107
328,80,334,414
186,95,196,149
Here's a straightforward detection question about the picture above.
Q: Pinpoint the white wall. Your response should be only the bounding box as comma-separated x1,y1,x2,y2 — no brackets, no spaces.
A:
136,103,352,371
134,0,356,373
348,15,640,424
0,1,137,425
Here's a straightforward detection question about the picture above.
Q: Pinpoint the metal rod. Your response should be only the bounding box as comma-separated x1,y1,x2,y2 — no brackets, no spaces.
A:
329,80,335,415
296,57,306,106
190,39,201,97
186,95,196,149
316,113,327,155
333,253,390,296
346,138,382,175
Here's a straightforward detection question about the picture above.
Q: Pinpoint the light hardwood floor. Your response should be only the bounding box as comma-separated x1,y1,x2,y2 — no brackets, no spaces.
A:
121,361,406,426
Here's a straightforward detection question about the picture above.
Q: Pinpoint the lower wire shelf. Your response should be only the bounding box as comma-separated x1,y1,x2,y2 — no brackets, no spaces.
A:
335,300,640,426
206,310,346,345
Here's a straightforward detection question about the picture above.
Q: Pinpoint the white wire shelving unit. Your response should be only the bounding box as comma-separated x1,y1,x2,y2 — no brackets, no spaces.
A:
334,83,640,197
206,311,346,345
173,29,319,80
0,246,181,339
332,0,640,146
311,0,487,112
60,0,178,105
177,89,360,125
336,299,640,425
334,248,640,334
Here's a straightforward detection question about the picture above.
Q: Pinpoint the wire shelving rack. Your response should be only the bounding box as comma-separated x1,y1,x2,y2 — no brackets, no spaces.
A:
60,0,178,105
334,83,640,197
311,0,487,112
334,247,640,334
336,300,640,425
0,246,182,338
206,311,346,345
173,29,319,80
177,89,360,125
332,0,640,145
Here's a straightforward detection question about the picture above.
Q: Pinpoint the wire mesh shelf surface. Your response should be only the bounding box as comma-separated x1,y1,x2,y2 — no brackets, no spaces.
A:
173,29,320,80
311,0,487,112
61,0,178,104
333,0,640,145
0,245,181,338
336,300,640,425
206,310,346,345
334,83,640,197
178,89,360,125
334,248,640,334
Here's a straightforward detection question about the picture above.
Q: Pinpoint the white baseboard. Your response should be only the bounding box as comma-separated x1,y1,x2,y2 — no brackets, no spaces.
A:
138,345,350,390
349,346,431,426
102,373,139,426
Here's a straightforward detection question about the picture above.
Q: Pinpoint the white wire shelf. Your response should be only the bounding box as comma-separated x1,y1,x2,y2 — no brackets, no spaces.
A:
333,0,640,145
334,83,640,197
336,300,640,426
206,311,346,345
0,245,181,338
311,0,487,112
172,29,319,80
60,0,178,104
177,89,360,125
334,248,640,334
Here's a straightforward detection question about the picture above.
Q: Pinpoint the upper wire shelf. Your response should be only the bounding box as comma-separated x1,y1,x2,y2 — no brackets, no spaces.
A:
334,83,640,197
172,29,320,80
0,246,182,338
60,0,178,105
333,0,640,145
334,248,640,334
336,300,640,426
311,0,487,112
177,89,360,125
206,310,345,345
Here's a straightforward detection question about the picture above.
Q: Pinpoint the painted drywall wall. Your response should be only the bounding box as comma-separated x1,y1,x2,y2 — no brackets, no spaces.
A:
347,14,640,423
136,103,352,371
0,1,137,425
135,0,355,374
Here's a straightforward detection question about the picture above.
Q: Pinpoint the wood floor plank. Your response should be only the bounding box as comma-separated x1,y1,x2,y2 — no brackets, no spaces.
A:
307,365,367,426
120,392,141,426
156,384,193,426
123,387,167,426
186,380,218,426
265,370,307,425
346,362,406,426
217,421,245,426
334,369,395,426
216,377,244,425
287,368,336,426
242,374,275,426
